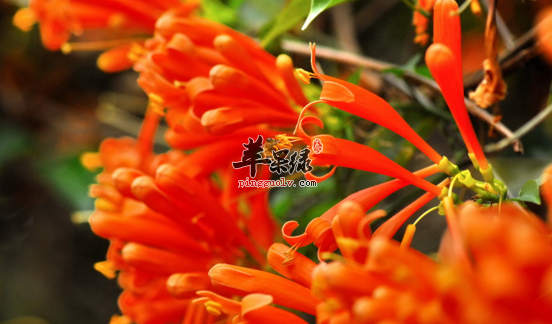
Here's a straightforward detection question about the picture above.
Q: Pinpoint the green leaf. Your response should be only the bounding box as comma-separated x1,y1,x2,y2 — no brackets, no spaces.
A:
302,0,349,30
0,123,32,167
261,0,311,47
200,0,238,26
261,0,350,47
382,67,406,78
382,53,426,79
346,68,362,85
517,179,541,205
535,174,547,186
39,154,97,211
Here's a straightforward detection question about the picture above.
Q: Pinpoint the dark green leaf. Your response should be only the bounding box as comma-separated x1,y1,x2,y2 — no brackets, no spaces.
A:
517,179,541,205
346,68,362,85
201,0,238,26
261,0,311,47
0,123,32,167
302,0,332,30
261,0,350,47
382,67,405,78
382,53,432,79
39,155,97,211
302,0,350,30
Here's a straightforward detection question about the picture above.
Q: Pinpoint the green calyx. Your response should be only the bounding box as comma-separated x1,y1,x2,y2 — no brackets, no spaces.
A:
438,156,460,176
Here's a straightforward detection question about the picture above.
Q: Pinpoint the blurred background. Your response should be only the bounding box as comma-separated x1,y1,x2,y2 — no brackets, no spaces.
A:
1,0,552,323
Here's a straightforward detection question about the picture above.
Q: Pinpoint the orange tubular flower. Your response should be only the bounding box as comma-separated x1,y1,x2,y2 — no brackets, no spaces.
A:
307,134,441,196
86,117,278,323
193,291,308,324
208,264,319,315
305,201,552,324
537,7,552,66
282,164,440,259
12,0,195,72
543,165,552,223
427,0,489,171
267,243,317,288
413,0,438,46
297,43,442,165
134,10,306,149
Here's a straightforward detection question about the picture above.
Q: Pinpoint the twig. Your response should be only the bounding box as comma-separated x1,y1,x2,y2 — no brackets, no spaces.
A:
484,103,552,152
282,39,393,71
480,0,515,50
281,40,518,148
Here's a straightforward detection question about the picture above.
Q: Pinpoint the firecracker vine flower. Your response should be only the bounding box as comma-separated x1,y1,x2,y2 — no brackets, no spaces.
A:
133,9,306,151
536,6,552,67
83,105,280,323
296,43,442,165
412,0,438,46
12,0,195,72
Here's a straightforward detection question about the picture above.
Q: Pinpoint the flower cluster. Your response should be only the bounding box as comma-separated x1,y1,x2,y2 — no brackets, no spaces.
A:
14,0,552,323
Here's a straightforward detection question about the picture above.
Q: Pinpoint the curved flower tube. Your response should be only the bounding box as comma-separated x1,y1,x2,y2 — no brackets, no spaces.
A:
13,0,195,73
428,0,490,171
309,135,441,196
208,264,319,315
372,191,438,240
194,291,309,324
267,243,317,288
412,0,438,45
537,7,552,66
282,164,440,253
426,44,489,171
297,43,442,164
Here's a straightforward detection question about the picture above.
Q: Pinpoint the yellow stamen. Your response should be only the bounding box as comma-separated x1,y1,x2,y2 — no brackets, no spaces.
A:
320,252,345,262
174,80,187,88
94,260,117,279
281,255,295,266
108,14,126,28
71,210,93,224
61,39,142,54
400,224,416,250
148,93,165,115
470,0,482,15
282,240,303,266
13,8,37,32
109,315,132,324
191,212,205,224
95,198,118,212
296,69,316,85
81,152,102,171
128,42,149,62
204,301,224,316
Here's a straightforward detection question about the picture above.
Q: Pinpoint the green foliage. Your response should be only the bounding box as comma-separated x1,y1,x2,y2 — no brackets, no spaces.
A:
511,179,541,205
383,53,433,80
302,0,350,30
261,0,311,47
38,154,97,211
0,123,32,168
200,0,239,26
346,68,362,85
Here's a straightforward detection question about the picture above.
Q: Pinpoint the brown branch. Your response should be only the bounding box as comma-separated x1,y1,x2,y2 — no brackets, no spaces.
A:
484,103,552,152
480,0,515,50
